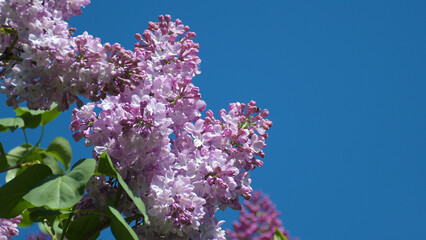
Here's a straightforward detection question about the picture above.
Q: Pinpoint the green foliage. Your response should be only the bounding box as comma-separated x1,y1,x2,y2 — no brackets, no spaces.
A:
14,108,42,129
14,103,60,128
107,200,139,240
45,137,72,172
29,208,66,222
274,228,289,240
5,144,35,182
18,209,34,227
39,104,60,126
0,142,7,170
23,158,96,209
97,152,149,223
0,164,53,218
0,117,24,132
0,110,151,239
0,103,60,132
64,214,101,240
40,153,65,175
5,143,66,182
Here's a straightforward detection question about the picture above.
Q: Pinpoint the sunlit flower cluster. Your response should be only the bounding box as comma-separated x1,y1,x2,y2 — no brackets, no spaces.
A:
0,1,275,239
70,15,272,239
0,0,148,111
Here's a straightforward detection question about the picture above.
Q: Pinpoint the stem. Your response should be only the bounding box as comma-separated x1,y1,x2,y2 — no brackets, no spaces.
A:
0,161,40,173
22,129,28,150
35,125,45,148
60,205,76,240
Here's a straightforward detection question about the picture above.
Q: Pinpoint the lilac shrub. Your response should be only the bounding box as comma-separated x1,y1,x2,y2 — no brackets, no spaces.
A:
0,1,282,239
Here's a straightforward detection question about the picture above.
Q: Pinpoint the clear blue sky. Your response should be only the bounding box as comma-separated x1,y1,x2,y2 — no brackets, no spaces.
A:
1,0,426,239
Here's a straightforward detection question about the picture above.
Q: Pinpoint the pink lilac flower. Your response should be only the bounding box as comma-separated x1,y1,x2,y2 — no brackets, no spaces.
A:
0,0,146,111
226,191,297,240
0,0,277,238
71,15,272,239
0,216,20,240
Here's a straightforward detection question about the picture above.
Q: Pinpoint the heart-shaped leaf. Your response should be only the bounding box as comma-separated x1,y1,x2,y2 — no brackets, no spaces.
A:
0,164,53,218
46,137,72,172
23,158,96,209
40,103,60,126
14,103,60,129
0,117,24,132
6,144,39,182
65,214,101,240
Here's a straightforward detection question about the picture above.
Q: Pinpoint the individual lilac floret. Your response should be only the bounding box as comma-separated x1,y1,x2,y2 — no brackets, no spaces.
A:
226,191,296,240
0,216,20,240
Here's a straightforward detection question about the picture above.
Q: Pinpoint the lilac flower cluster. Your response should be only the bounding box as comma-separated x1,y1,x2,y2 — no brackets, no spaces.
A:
0,0,146,110
0,216,20,240
226,191,295,240
0,0,276,238
70,15,272,239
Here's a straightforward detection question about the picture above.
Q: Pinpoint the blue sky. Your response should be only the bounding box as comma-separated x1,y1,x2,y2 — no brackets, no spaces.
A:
1,0,426,239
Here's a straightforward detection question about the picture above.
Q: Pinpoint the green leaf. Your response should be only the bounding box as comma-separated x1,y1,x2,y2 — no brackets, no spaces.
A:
97,153,149,223
40,152,64,175
274,228,289,240
14,109,41,129
40,103,60,126
14,107,46,116
0,117,24,132
0,164,53,218
46,137,72,172
14,103,60,129
65,214,101,240
23,158,96,209
18,209,34,227
95,152,117,177
0,142,8,170
107,200,139,240
5,144,37,182
5,144,33,166
29,208,70,222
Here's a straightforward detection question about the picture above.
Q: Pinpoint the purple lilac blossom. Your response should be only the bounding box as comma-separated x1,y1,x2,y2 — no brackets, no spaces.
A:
226,191,297,240
0,216,20,240
0,0,144,110
71,15,272,239
0,1,277,239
